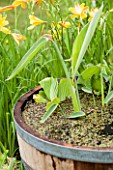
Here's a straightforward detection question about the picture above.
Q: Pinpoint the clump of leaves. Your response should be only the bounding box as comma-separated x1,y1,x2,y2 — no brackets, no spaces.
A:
8,4,106,123
33,5,103,123
33,77,85,123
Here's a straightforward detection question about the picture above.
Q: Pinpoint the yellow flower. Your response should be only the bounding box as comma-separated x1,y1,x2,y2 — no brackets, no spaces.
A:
0,5,15,12
0,14,9,27
33,0,42,6
27,15,46,30
48,23,61,39
50,0,54,5
11,33,26,45
69,2,89,19
12,0,30,9
51,23,60,29
0,14,10,34
88,8,98,21
59,21,71,28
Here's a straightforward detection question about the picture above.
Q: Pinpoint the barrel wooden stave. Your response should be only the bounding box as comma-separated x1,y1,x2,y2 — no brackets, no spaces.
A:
17,134,113,170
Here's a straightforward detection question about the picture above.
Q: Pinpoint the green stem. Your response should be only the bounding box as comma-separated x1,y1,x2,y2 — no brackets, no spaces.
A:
74,78,81,110
100,69,104,107
14,8,17,30
59,105,65,117
108,74,113,94
93,93,96,107
53,42,80,112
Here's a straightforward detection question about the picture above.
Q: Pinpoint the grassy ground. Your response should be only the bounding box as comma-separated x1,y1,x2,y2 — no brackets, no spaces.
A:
0,1,40,169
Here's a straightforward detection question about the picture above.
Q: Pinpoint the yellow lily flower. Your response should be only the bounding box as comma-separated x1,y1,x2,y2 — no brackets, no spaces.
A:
51,23,60,29
33,0,42,6
50,0,54,5
0,5,15,12
27,15,46,30
48,23,61,39
59,21,71,28
11,33,26,45
0,14,10,34
88,8,98,21
69,2,89,19
12,0,30,9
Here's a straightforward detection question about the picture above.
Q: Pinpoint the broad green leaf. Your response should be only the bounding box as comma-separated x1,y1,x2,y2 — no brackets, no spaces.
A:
39,77,52,100
66,111,85,118
58,78,71,101
81,87,92,94
7,36,49,80
39,91,47,99
40,104,58,123
80,65,100,81
78,77,91,89
46,97,60,110
50,78,58,100
91,77,101,91
72,5,103,78
72,23,89,75
104,91,113,104
33,94,47,103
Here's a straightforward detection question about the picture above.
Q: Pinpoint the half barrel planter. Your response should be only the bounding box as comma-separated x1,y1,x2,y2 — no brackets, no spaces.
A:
14,86,113,170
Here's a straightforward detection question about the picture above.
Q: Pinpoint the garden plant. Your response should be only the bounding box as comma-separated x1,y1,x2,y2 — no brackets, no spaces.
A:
0,0,113,169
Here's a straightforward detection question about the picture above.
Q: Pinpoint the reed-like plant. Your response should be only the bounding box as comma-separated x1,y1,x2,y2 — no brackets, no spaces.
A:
1,1,113,162
0,0,54,159
7,1,110,123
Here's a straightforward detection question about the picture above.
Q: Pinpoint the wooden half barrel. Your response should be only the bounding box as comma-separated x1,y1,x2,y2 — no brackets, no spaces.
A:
14,86,113,170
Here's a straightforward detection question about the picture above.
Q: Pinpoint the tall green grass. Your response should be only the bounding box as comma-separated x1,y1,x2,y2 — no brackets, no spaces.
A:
0,32,50,170
0,0,66,164
0,0,113,169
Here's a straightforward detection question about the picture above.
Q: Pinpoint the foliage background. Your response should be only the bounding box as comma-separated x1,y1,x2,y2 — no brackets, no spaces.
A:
0,0,113,169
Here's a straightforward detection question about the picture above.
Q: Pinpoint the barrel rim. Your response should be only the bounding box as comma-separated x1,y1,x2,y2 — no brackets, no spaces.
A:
14,86,113,163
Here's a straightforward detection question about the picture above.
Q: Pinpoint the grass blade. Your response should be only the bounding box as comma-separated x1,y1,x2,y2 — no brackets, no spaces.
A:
7,37,49,80
66,111,85,118
104,91,113,104
72,4,103,78
40,104,58,123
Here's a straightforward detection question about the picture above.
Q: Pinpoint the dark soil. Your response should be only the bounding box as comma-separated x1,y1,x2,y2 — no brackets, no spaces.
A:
22,93,113,147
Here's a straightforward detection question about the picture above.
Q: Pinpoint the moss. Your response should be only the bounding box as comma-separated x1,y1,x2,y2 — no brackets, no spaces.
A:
22,93,113,147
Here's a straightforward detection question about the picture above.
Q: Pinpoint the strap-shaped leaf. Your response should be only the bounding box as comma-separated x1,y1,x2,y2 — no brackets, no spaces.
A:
40,104,58,123
7,37,49,80
104,91,113,104
81,87,92,94
66,111,85,118
72,23,89,75
72,5,103,78
46,97,60,110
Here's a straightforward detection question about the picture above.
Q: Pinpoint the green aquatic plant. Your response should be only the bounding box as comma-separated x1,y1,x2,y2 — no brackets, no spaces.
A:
8,3,103,122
